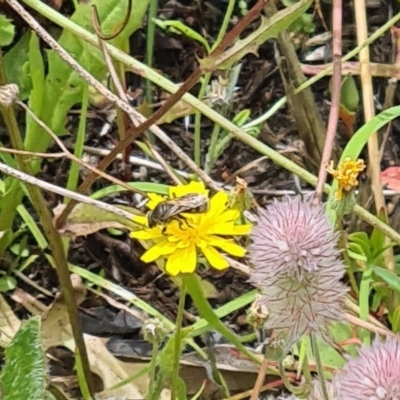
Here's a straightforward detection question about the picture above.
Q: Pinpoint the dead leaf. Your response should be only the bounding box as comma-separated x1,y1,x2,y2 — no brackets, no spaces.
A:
0,293,21,347
53,203,129,239
381,167,400,191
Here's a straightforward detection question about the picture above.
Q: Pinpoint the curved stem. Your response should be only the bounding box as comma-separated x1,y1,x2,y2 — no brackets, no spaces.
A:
171,280,186,399
310,333,329,400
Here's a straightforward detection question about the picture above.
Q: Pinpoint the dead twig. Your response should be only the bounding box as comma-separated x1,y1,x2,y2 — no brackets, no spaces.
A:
313,0,342,204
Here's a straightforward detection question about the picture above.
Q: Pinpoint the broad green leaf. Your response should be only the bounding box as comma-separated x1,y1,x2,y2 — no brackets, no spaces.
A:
373,266,400,293
26,32,45,147
3,31,31,100
0,316,47,400
26,0,150,156
199,0,312,70
0,14,15,46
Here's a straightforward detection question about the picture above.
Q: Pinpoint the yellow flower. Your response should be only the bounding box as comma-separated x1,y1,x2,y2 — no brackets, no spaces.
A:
130,181,252,276
326,157,366,199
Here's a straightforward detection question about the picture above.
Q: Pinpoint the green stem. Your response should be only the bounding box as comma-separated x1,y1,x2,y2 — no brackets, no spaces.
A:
310,333,329,400
145,0,158,143
147,341,160,400
194,73,211,166
194,0,236,166
204,123,221,174
0,48,93,395
171,280,186,400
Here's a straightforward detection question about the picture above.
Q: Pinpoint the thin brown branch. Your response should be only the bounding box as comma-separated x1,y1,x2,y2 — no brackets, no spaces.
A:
313,0,342,204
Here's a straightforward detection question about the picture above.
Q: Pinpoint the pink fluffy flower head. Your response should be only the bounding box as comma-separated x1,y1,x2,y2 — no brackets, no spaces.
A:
333,336,400,400
249,196,347,347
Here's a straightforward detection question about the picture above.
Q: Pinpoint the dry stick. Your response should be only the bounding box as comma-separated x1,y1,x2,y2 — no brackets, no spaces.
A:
249,358,270,400
0,161,134,220
16,100,147,197
6,0,266,225
0,81,96,391
300,61,400,78
59,0,267,221
355,0,396,281
0,147,65,159
313,0,342,204
95,32,181,185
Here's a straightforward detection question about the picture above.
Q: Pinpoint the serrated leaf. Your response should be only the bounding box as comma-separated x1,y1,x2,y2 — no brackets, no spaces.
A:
27,0,150,155
0,14,15,46
199,0,312,70
0,316,47,400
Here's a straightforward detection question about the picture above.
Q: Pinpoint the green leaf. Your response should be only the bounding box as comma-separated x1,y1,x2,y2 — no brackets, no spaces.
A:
340,75,360,113
199,0,312,70
184,274,260,365
0,317,47,400
392,305,400,333
154,19,211,53
27,0,150,156
91,182,170,200
0,276,17,292
373,266,400,293
3,31,32,100
0,14,15,46
26,32,45,147
327,106,400,222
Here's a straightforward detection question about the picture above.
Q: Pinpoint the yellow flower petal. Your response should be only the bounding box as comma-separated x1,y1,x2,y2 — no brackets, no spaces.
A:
209,191,229,213
206,236,246,257
132,215,148,226
141,240,176,262
147,193,166,210
201,246,229,270
206,222,252,236
169,181,208,198
166,243,197,276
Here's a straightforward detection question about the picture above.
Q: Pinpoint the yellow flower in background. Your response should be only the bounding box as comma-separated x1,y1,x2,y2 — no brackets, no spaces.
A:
130,181,252,276
326,157,366,199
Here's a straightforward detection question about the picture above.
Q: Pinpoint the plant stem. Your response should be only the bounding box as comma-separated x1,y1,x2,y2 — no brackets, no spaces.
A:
171,280,186,400
145,0,158,143
194,0,236,166
0,85,94,394
194,74,211,166
147,341,160,400
310,333,329,400
205,123,222,174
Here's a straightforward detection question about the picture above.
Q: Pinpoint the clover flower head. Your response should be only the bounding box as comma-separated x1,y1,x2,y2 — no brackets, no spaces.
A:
248,196,347,347
333,336,400,400
130,181,251,276
326,157,366,199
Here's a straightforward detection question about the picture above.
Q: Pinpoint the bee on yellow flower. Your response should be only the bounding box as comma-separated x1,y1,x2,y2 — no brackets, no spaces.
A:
130,181,252,276
326,157,366,199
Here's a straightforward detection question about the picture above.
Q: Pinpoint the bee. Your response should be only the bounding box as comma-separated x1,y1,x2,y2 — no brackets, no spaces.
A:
147,193,209,228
